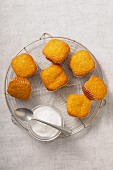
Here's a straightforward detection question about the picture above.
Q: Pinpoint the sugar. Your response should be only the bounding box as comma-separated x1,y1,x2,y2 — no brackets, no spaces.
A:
31,106,62,139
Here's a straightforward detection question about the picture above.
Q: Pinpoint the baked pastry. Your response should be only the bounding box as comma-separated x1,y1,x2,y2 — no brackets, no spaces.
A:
70,50,95,76
67,94,91,118
7,77,32,100
42,39,70,63
41,64,68,91
11,53,37,77
82,75,107,100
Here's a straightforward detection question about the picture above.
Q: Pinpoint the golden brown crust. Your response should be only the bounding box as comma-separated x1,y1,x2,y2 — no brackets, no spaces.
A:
7,77,32,100
41,64,68,91
82,85,95,100
70,50,95,76
66,94,91,118
42,39,70,63
82,75,107,100
11,53,37,77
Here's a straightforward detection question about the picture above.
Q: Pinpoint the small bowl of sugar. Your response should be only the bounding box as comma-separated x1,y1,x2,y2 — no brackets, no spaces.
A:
28,105,63,141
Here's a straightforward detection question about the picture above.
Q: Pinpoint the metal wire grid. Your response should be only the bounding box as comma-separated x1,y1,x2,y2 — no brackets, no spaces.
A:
4,33,105,138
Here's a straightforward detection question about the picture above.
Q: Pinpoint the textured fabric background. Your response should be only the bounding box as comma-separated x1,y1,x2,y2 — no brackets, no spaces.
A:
0,0,113,169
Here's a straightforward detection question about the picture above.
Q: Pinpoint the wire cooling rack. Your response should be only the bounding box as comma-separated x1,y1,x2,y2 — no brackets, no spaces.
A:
4,33,106,138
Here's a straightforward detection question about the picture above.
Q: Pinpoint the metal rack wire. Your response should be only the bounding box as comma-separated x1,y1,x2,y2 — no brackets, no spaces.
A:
4,33,106,138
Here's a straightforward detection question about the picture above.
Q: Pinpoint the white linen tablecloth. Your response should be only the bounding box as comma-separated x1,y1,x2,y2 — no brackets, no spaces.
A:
0,0,113,169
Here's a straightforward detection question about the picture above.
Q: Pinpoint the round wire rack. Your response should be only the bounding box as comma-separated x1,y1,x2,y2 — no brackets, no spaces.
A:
4,33,106,138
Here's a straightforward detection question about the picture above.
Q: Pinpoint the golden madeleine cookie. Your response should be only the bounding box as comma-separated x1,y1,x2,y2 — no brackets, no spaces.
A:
7,77,32,100
42,39,70,63
11,53,37,77
82,75,107,100
67,94,91,118
41,64,68,91
70,50,95,76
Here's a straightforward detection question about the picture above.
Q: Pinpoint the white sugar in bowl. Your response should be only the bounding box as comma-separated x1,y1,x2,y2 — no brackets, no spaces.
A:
29,105,63,141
